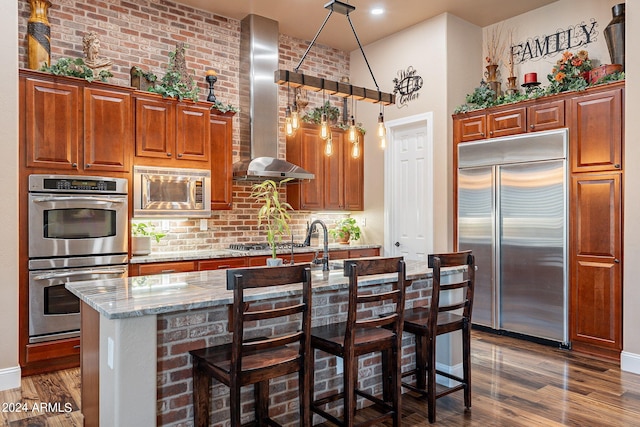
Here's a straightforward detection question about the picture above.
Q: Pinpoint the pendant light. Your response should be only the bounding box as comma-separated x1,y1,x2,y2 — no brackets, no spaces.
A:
325,131,333,156
320,89,330,140
291,101,300,131
285,81,295,137
351,137,361,159
348,96,357,143
377,104,386,149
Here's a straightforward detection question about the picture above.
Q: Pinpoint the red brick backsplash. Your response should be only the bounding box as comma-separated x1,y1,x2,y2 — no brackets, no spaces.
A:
18,0,354,251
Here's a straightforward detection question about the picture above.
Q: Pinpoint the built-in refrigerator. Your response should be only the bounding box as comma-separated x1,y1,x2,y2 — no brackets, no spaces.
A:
457,129,568,345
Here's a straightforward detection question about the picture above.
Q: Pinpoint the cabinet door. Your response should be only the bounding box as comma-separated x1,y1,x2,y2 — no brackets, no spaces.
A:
24,77,81,170
133,261,197,276
570,88,622,173
344,132,364,211
487,107,526,138
299,127,324,210
527,99,565,132
349,248,380,258
570,173,621,358
324,132,344,210
198,257,246,270
210,114,233,210
134,95,175,159
456,114,486,142
175,103,210,162
84,87,131,172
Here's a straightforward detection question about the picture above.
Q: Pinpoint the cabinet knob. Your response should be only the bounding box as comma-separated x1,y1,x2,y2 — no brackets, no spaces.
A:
615,259,620,263
167,152,172,157
71,163,78,168
614,164,621,169
85,164,91,168
394,242,400,247
530,124,535,129
177,153,183,158
480,132,485,137
489,131,493,136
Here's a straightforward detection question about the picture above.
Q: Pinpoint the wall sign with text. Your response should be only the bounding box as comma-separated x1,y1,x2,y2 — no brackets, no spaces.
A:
393,66,423,108
511,19,599,64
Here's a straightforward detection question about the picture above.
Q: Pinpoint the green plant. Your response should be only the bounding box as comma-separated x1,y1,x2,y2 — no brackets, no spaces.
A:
131,222,166,243
453,81,497,113
40,57,113,82
212,100,239,114
148,44,200,102
131,66,157,83
594,71,625,85
251,179,294,259
302,101,340,124
328,217,361,241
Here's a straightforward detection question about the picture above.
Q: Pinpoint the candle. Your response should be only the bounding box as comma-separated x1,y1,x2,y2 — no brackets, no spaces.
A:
206,69,217,77
524,72,538,84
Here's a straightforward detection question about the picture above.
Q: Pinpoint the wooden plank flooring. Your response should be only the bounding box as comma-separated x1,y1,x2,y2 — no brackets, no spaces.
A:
2,330,640,426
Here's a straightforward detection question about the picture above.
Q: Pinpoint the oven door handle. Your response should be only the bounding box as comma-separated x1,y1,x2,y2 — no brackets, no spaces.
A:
33,268,128,280
31,196,126,204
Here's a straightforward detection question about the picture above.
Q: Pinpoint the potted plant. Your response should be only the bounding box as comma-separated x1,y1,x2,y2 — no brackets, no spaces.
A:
251,179,293,265
131,221,166,256
329,217,361,244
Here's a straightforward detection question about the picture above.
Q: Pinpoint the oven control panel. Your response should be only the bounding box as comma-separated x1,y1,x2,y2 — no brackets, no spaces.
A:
29,175,128,194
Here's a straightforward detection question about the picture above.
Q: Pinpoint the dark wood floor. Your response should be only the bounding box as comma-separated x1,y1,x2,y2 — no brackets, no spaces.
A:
2,330,640,426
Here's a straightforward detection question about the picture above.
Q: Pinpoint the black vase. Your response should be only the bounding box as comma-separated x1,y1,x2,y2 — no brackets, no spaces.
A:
604,3,625,70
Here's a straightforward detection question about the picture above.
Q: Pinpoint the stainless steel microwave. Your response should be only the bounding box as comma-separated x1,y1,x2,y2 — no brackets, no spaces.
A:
133,166,211,218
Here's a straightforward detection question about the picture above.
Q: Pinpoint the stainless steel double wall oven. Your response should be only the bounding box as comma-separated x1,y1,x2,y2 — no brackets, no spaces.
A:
28,175,129,343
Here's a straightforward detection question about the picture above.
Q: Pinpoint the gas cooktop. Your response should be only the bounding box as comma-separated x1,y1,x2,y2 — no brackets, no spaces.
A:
229,243,307,251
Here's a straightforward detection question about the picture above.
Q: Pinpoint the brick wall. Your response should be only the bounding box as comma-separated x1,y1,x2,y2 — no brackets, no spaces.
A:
156,277,434,426
18,0,353,251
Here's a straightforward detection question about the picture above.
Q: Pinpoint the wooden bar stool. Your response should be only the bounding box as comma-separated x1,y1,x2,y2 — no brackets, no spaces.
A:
189,264,312,427
402,251,475,423
309,257,406,427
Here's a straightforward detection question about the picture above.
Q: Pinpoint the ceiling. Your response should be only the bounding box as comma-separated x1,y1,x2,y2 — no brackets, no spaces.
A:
176,0,558,51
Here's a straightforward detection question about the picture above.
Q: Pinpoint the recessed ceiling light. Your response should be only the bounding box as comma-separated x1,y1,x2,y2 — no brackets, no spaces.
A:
371,8,384,15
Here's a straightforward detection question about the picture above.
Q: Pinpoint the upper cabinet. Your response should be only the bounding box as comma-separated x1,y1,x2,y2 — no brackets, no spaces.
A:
569,87,623,173
454,98,566,143
21,70,132,173
133,92,211,167
209,112,234,210
286,123,364,211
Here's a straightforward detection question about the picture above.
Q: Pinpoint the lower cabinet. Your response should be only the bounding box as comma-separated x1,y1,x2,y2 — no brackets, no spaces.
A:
570,173,622,360
199,257,247,270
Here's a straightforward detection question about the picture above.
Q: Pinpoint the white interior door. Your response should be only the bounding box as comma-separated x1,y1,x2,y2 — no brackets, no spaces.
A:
384,113,433,261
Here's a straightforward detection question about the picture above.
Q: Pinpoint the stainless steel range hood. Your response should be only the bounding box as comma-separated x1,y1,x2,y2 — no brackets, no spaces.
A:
233,14,314,181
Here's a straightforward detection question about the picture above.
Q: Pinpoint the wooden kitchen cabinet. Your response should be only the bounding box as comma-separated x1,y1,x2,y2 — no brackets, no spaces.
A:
130,260,197,276
570,173,622,360
198,257,246,270
455,113,486,142
527,99,565,132
286,123,364,211
487,106,526,138
569,87,623,173
209,112,234,210
21,70,132,173
133,92,210,166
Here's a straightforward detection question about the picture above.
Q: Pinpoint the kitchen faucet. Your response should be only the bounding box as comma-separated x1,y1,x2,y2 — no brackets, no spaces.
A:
303,220,329,271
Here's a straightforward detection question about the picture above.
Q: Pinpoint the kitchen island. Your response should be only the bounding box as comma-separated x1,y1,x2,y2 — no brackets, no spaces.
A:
67,260,463,427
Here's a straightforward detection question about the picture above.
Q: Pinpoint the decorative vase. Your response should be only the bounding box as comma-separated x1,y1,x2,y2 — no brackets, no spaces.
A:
487,81,502,99
130,66,155,91
505,76,519,95
266,258,283,267
484,64,499,82
604,3,625,70
27,0,52,70
336,232,350,245
131,236,152,256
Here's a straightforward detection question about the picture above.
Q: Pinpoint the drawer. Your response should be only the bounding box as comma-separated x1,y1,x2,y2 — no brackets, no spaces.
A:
198,257,247,270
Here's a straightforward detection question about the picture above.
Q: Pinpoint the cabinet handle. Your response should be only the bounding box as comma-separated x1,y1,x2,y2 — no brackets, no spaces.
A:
161,269,175,273
530,124,535,129
85,164,91,168
614,164,621,169
614,259,620,263
177,153,183,158
166,152,172,157
489,131,493,136
217,265,230,269
480,132,485,137
73,345,81,349
71,163,78,168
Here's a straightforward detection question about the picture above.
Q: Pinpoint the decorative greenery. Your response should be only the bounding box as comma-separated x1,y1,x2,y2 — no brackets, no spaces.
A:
131,222,166,243
149,44,200,102
302,101,340,124
454,49,625,114
131,66,157,83
546,50,592,94
251,179,294,259
212,100,239,114
328,217,361,241
40,57,113,82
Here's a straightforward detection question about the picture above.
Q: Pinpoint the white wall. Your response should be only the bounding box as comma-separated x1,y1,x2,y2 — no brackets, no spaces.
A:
349,13,481,253
0,0,20,390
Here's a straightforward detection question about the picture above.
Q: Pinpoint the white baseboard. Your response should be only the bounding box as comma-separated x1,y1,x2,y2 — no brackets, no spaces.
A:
621,351,640,374
0,365,21,391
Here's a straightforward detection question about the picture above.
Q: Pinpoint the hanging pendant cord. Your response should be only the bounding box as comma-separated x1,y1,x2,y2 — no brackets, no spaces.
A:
295,10,333,73
347,14,379,91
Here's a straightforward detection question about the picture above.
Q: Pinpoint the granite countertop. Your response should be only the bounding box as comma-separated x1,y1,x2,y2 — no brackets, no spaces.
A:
129,243,382,264
66,259,454,320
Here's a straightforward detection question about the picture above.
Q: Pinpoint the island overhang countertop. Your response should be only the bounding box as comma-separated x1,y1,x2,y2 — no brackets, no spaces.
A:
65,259,452,320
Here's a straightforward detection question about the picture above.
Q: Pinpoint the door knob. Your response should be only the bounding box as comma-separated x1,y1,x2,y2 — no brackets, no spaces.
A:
394,242,400,247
